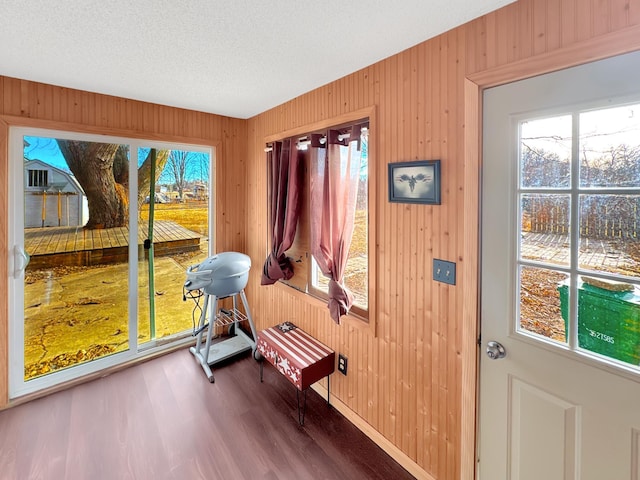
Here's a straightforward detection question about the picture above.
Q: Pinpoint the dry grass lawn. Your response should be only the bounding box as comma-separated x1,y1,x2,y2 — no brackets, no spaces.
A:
24,202,210,379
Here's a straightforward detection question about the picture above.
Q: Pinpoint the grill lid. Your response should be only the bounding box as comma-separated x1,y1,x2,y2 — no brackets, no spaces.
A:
185,252,251,297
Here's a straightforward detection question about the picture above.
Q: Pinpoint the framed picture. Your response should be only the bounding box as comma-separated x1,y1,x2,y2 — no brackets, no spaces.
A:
388,160,441,204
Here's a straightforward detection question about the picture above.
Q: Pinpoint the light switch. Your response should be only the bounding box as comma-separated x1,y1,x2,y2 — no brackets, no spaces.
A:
433,259,456,285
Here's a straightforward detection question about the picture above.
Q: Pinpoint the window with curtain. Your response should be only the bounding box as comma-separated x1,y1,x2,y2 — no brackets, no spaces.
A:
263,119,370,323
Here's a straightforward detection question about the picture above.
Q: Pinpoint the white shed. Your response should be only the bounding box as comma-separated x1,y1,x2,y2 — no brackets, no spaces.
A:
24,159,88,228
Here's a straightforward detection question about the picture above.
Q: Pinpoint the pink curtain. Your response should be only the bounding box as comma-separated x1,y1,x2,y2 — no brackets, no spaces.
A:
310,126,364,323
261,139,303,285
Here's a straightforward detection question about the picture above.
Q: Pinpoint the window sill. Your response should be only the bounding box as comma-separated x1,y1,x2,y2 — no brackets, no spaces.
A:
274,281,376,336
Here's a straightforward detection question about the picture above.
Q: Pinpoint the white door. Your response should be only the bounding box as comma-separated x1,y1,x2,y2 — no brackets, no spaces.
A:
479,50,640,479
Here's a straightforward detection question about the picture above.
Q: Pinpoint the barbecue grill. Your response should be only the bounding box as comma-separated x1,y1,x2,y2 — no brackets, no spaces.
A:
184,252,257,382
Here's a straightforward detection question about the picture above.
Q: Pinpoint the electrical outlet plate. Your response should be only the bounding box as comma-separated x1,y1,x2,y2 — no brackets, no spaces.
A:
338,354,348,375
433,259,456,285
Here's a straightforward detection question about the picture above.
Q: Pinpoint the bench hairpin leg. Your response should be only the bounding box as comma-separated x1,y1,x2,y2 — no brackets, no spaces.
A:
296,389,308,426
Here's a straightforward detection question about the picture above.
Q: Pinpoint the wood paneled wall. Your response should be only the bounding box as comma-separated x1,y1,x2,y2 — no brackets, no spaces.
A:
245,1,640,479
0,79,247,407
247,36,466,480
1,0,640,479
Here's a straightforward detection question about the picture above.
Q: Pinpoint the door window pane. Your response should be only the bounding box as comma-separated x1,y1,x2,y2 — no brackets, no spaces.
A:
579,194,640,276
579,103,640,188
575,276,640,365
520,115,572,188
520,194,570,267
519,266,568,343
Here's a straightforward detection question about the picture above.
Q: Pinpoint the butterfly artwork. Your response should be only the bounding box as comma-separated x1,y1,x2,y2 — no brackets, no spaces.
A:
395,172,429,192
388,160,441,204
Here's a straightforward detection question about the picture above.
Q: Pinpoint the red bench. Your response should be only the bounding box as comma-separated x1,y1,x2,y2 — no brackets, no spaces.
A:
257,322,335,424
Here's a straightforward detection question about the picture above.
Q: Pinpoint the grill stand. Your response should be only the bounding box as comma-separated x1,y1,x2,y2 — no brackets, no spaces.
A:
189,289,257,383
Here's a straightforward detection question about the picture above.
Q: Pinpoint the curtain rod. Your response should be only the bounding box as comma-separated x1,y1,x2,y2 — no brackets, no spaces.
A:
264,126,368,152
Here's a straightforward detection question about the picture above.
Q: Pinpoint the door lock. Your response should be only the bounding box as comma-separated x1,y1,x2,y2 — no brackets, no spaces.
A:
486,341,506,360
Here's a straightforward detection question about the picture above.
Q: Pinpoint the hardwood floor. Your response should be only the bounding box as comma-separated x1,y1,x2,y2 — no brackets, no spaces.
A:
0,348,414,479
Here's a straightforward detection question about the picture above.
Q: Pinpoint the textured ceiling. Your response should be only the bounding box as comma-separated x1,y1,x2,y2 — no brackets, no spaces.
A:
0,0,514,119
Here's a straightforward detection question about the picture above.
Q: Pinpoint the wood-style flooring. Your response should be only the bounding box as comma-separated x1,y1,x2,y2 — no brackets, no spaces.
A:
0,348,414,479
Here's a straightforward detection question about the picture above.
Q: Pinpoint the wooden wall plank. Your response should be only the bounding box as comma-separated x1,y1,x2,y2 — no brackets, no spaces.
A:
390,51,402,448
396,47,409,456
415,41,429,471
533,0,549,55
631,0,640,23
593,0,613,35
547,0,563,51
560,0,578,46
577,0,595,41
406,45,419,462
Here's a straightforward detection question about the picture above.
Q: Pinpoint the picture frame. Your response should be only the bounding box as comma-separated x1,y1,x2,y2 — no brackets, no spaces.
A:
388,160,441,204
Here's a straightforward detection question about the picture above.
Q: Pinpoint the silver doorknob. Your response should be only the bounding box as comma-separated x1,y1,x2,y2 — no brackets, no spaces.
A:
486,341,506,360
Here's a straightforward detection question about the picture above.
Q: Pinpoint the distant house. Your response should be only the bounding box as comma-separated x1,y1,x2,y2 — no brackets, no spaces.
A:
24,159,88,228
192,182,208,200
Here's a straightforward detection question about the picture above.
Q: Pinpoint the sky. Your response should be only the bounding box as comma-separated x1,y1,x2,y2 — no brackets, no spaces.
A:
24,136,68,171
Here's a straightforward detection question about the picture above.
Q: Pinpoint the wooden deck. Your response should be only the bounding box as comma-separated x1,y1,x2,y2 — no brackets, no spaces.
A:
25,221,202,270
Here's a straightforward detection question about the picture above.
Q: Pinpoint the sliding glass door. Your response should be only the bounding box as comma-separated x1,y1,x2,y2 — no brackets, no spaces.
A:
9,127,213,397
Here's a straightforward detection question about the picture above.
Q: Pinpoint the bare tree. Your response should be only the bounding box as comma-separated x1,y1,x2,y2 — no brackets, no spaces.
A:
581,143,640,187
161,150,210,201
164,150,188,201
520,144,569,187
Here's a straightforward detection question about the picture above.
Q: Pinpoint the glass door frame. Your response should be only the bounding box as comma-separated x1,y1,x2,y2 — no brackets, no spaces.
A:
8,126,215,398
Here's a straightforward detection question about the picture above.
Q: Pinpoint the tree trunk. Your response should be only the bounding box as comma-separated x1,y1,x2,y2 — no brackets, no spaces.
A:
113,145,129,189
57,140,127,229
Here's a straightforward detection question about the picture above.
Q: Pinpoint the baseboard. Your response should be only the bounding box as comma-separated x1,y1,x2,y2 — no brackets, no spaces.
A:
311,383,436,480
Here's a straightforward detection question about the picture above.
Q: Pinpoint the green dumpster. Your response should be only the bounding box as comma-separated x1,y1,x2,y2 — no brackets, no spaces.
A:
558,277,640,365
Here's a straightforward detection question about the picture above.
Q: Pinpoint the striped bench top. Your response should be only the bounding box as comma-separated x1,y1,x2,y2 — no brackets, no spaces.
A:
257,322,335,390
